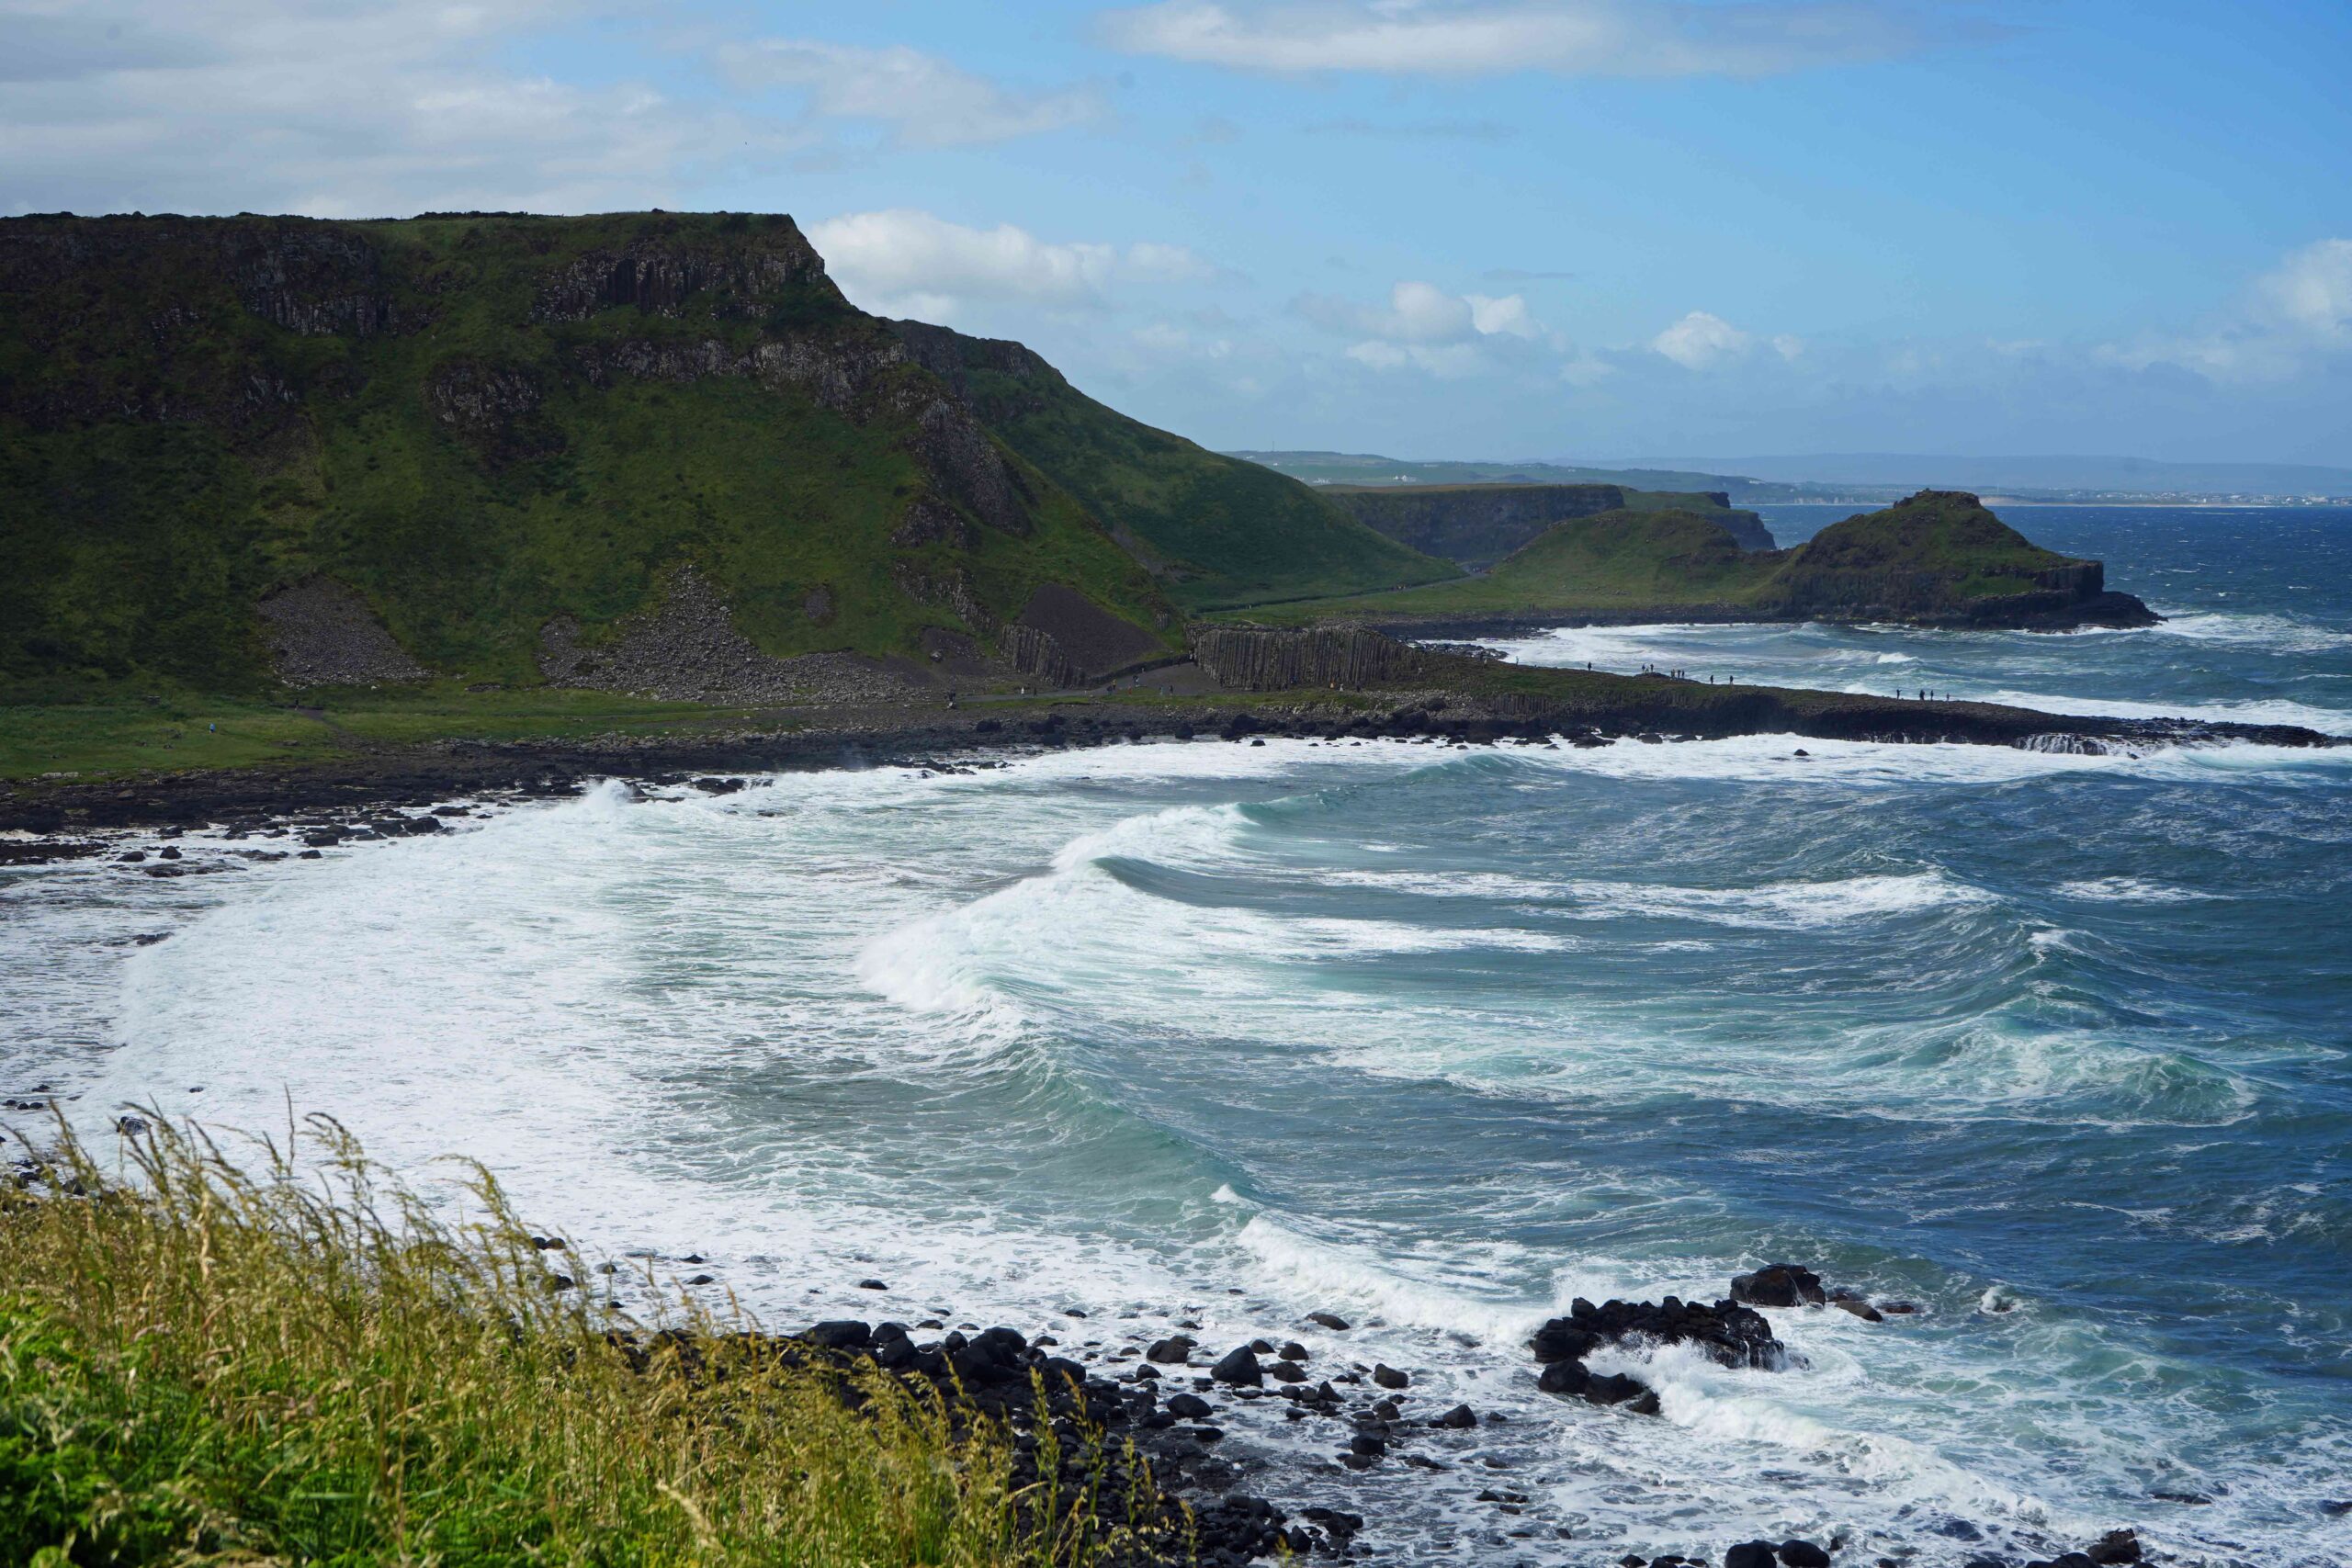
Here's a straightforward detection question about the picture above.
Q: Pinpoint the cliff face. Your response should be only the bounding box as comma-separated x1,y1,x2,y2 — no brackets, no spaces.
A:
0,211,1190,691
1328,483,1774,570
1190,624,1441,691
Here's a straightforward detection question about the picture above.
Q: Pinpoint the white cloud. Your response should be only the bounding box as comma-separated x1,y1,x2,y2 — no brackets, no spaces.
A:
1297,278,1552,375
807,209,1216,321
0,0,797,217
2099,237,2352,383
1099,0,1932,78
715,39,1102,148
1651,310,1751,369
1302,279,1541,339
2258,238,2352,346
1467,291,1543,338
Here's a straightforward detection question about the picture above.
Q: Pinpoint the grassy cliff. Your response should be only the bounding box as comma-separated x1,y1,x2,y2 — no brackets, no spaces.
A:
2,211,1448,700
1228,491,2154,629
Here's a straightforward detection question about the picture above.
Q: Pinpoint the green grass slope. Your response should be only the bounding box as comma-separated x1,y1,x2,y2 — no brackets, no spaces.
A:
1325,481,1773,567
891,324,1457,610
1229,491,2149,629
1,1117,1162,1566
1230,508,1769,623
0,211,1178,694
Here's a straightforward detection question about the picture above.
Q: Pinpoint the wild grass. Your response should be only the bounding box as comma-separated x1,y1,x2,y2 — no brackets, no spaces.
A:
0,1113,1164,1567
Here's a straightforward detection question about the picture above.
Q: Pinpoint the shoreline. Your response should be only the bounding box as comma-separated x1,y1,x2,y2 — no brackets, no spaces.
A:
0,1108,2158,1568
5,704,2324,1563
3,680,2340,851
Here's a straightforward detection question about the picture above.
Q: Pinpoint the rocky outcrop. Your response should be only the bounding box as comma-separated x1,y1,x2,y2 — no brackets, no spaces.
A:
892,562,996,635
1001,626,1077,688
221,221,398,337
529,223,842,323
258,577,428,687
1190,625,1439,691
1529,1294,1788,1417
888,318,1058,398
1331,483,1776,569
912,395,1031,535
424,360,542,434
891,496,977,549
539,566,917,705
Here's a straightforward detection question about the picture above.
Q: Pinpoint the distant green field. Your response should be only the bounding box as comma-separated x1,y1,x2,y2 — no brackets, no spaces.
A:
1230,448,1817,502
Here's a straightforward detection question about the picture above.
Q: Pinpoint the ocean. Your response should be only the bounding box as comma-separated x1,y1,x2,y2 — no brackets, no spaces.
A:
5,504,2348,1565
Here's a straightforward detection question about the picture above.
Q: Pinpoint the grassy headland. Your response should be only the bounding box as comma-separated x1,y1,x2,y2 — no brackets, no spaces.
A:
0,1116,1159,1567
1,211,1452,700
1223,492,2155,630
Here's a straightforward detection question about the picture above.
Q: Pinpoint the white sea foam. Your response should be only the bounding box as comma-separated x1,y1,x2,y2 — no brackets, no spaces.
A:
6,725,2346,1567
2056,877,2221,904
2150,609,2352,655
1564,870,1991,928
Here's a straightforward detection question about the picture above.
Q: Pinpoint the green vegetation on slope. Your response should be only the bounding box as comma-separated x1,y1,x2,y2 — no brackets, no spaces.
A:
893,326,1457,610
1323,481,1773,568
0,211,1179,694
1227,491,2137,628
0,1116,1153,1567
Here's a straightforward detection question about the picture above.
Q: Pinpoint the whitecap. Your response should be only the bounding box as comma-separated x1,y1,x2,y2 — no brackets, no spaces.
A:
2055,877,2220,904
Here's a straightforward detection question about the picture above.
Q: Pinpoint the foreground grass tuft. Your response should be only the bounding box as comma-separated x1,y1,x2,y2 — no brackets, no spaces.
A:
0,1115,1159,1567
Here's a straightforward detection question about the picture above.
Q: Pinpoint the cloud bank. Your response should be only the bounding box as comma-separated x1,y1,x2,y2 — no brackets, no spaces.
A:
715,39,1102,148
1100,0,1936,77
808,209,1216,322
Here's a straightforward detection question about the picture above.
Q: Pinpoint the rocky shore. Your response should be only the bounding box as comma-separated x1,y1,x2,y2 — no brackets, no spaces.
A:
596,1260,2157,1568
3,674,2339,853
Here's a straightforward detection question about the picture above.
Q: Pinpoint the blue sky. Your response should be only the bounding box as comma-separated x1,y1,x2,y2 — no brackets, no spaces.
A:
5,1,2347,464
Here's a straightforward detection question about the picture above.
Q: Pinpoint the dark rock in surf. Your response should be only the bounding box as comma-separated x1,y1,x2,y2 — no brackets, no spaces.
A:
1373,1363,1409,1389
1530,1292,1784,1416
1724,1543,1779,1568
1430,1403,1477,1429
1306,1310,1350,1331
1146,1335,1194,1364
1779,1540,1833,1567
1730,1263,1827,1308
1210,1346,1263,1387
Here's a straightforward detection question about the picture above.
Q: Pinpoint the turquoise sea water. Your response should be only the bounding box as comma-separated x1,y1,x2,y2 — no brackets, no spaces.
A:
4,506,2347,1565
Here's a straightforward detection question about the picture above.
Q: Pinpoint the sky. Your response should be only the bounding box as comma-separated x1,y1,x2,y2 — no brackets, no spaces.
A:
4,0,2348,466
